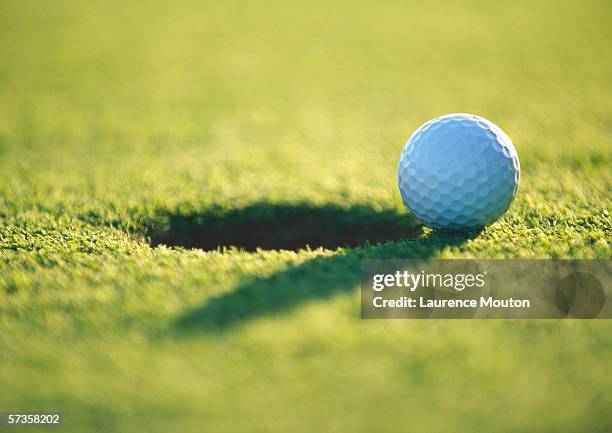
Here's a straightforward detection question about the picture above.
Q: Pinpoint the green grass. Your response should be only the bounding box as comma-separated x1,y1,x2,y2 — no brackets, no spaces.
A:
1,0,611,431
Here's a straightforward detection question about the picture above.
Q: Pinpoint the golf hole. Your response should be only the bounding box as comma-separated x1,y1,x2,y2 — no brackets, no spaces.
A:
147,203,421,252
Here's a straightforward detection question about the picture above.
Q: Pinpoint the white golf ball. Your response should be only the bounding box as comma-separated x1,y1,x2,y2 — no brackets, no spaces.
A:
398,113,520,231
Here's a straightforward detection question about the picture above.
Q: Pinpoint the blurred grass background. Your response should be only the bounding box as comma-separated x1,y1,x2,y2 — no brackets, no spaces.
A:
0,0,611,432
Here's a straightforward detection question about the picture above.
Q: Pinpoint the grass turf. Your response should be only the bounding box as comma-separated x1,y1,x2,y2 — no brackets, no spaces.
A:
1,0,611,431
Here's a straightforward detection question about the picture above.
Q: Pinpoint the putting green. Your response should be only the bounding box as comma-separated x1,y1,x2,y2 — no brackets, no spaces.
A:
1,1,610,432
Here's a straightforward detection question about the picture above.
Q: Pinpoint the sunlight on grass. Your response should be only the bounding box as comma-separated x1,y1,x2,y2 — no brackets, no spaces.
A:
0,0,611,432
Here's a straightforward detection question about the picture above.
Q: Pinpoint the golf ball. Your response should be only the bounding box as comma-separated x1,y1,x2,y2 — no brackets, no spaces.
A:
398,113,520,231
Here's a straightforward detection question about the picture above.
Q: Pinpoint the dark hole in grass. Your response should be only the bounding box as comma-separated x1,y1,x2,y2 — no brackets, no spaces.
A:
147,202,421,251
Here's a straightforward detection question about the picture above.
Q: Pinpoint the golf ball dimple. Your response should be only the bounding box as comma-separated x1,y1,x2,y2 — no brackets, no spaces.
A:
397,113,520,231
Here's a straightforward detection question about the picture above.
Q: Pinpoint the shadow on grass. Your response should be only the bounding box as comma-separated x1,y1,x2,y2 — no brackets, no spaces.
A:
148,202,421,251
175,226,480,334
